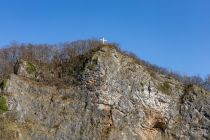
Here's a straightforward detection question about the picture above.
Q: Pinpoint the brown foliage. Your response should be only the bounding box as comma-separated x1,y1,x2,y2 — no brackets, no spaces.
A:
0,39,209,91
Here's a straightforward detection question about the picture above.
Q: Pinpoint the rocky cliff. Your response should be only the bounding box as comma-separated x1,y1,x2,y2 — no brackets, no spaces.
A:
0,45,209,140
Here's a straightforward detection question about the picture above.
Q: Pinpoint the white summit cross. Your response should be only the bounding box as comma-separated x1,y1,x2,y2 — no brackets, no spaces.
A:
100,37,107,44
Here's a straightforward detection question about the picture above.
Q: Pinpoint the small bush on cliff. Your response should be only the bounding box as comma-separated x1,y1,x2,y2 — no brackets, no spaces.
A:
140,82,144,92
0,96,8,113
2,79,8,89
0,79,8,91
87,59,98,70
26,63,36,74
158,81,171,95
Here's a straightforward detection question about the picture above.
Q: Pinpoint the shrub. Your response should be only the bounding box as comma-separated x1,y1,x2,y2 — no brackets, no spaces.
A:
140,82,144,87
26,63,36,74
0,96,8,113
0,79,8,91
87,64,96,70
158,81,171,95
87,59,98,70
140,82,144,92
2,79,8,89
67,68,74,76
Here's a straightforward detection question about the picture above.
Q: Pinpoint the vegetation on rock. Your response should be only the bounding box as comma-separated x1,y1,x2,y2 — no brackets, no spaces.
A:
0,39,209,91
0,96,8,113
2,79,8,89
26,63,36,74
158,81,171,95
0,79,8,91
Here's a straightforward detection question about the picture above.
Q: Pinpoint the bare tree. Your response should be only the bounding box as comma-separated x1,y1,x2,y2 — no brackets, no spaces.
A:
0,39,209,91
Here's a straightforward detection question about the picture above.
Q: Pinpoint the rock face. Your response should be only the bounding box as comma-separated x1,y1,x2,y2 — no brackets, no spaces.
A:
0,45,209,140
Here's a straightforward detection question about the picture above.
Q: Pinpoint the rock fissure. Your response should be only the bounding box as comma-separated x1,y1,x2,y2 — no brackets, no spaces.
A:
101,106,113,140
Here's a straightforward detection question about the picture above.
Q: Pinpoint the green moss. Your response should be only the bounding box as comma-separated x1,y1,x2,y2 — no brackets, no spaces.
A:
2,79,8,89
158,81,171,95
140,82,144,92
140,82,144,87
26,63,36,74
0,96,8,114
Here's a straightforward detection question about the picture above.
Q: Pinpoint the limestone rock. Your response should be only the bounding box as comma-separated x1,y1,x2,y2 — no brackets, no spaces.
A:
0,46,209,140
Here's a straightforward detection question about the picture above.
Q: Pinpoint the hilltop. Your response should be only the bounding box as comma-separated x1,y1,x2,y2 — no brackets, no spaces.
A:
0,43,210,140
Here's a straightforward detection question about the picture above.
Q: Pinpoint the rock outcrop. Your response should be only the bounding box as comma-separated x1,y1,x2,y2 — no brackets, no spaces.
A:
0,45,209,140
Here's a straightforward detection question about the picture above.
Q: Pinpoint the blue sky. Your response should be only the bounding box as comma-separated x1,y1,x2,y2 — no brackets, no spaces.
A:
0,0,209,77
